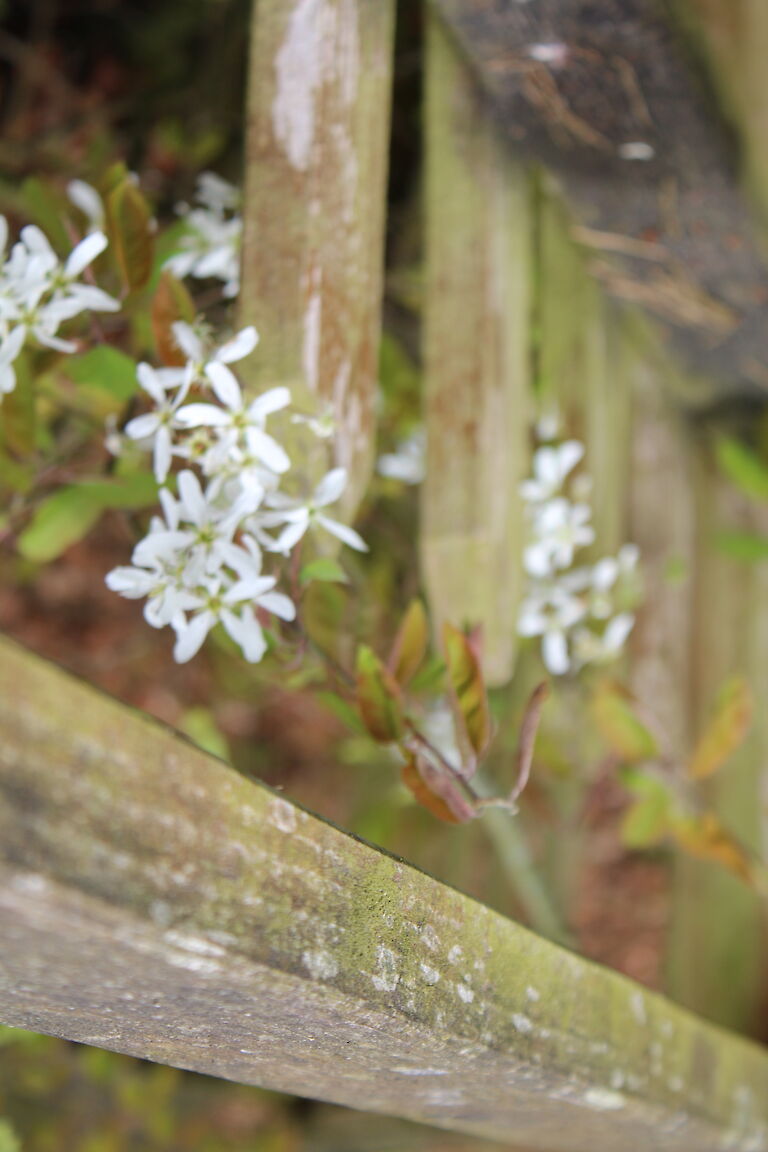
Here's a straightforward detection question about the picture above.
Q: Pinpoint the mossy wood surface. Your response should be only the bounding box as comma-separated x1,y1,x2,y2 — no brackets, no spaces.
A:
429,0,768,401
421,11,531,686
2,637,768,1150
239,0,395,513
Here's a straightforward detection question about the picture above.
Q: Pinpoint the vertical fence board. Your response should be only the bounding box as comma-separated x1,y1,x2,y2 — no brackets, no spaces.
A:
665,453,767,1034
422,12,531,686
679,0,768,219
240,0,395,512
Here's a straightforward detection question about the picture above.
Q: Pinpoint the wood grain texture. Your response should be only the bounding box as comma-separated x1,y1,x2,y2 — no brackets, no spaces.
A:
421,11,531,686
240,0,395,514
1,634,768,1149
429,0,768,402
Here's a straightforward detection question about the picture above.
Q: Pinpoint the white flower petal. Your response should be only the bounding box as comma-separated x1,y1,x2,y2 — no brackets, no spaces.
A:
124,412,160,441
177,469,207,525
64,231,107,277
175,402,231,429
216,326,258,363
257,591,296,621
314,467,347,507
221,606,266,663
248,386,291,420
543,629,570,675
173,611,215,663
315,514,368,552
172,321,203,363
205,361,243,410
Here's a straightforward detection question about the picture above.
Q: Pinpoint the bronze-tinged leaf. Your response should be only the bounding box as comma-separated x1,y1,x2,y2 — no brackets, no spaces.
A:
687,675,753,780
388,599,428,687
443,622,491,766
592,680,658,763
107,179,154,292
508,682,549,805
672,813,756,887
401,753,476,824
355,645,404,743
152,271,195,365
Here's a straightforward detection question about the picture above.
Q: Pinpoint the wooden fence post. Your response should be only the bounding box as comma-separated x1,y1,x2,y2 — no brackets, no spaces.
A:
240,0,396,513
421,10,532,686
2,634,768,1150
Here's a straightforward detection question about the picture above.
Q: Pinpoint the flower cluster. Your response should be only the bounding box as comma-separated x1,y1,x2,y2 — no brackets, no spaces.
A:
517,420,638,676
164,172,242,298
106,321,367,664
0,216,119,394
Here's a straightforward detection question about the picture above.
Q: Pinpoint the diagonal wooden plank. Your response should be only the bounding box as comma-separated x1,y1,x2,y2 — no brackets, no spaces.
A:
1,633,768,1151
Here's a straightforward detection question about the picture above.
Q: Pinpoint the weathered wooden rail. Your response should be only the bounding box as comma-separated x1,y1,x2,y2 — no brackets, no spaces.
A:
1,634,768,1151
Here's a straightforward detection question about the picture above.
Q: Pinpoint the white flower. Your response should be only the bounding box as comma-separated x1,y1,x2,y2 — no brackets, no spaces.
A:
518,584,587,675
266,468,368,554
524,498,594,577
171,568,296,664
67,180,105,231
572,612,635,668
520,441,584,503
176,362,290,475
377,428,426,484
124,362,191,482
171,321,258,379
165,173,242,298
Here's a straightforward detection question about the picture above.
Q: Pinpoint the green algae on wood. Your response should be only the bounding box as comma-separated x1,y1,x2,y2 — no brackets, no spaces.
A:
239,0,395,515
421,10,532,687
2,635,768,1149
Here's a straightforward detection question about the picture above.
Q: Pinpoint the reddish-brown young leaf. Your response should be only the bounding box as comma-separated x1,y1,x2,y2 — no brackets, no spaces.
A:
401,753,476,824
107,178,154,292
152,272,195,365
443,622,491,771
355,645,404,743
387,599,429,688
508,682,549,805
687,675,753,780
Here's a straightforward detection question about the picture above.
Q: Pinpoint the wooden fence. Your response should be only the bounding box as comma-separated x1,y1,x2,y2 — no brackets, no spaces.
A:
2,0,768,1147
2,635,768,1151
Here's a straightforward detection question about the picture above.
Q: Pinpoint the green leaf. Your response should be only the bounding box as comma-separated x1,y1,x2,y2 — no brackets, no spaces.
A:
66,346,137,404
18,474,157,562
715,530,768,562
592,680,658,762
687,675,752,780
107,178,154,291
355,644,404,743
151,270,195,365
179,707,229,761
316,691,366,734
300,557,349,586
618,768,673,848
0,1119,20,1152
20,176,69,252
443,623,491,764
388,599,428,687
716,436,768,503
0,351,35,456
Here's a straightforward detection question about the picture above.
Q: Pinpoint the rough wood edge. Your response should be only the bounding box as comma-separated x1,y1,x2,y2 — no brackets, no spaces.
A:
1,634,768,1149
